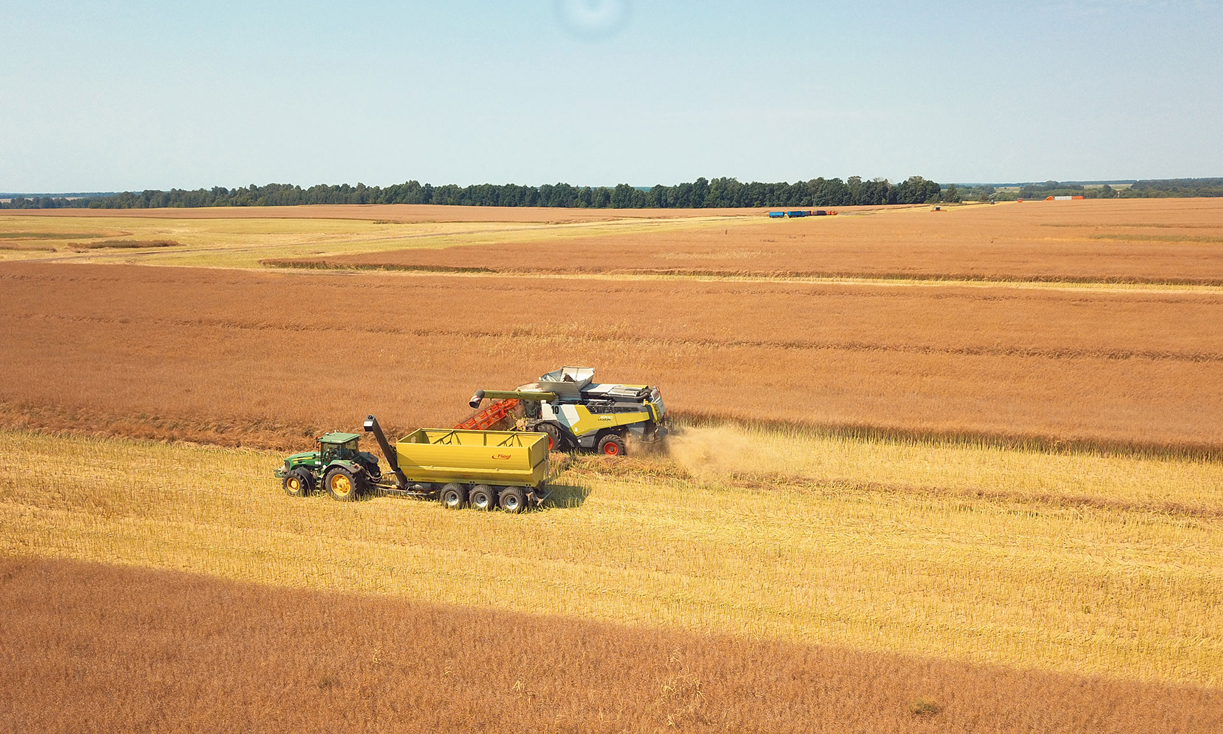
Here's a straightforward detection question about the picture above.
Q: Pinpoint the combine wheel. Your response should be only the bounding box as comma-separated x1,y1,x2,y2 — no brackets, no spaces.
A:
469,485,497,511
498,486,527,514
324,468,361,502
540,424,564,451
439,484,467,510
283,468,314,498
597,434,627,457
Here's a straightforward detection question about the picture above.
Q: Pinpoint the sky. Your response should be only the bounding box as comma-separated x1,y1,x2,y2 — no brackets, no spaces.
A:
2,0,1221,192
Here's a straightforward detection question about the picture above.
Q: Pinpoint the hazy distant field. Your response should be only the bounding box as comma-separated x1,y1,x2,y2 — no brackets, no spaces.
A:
2,199,1221,732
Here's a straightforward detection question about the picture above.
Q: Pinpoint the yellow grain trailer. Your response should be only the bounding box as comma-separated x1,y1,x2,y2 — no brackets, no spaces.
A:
363,415,549,513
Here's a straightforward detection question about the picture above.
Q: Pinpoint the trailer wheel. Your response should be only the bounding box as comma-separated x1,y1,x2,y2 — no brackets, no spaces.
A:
439,484,467,510
469,485,497,511
283,468,314,498
324,468,360,502
498,486,527,514
598,434,627,457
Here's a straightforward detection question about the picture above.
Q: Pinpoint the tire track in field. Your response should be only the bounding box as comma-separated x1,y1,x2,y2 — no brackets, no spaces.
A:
12,311,1223,365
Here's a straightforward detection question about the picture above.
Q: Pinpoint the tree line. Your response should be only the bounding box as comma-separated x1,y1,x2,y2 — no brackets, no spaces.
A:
1,176,947,210
955,178,1223,202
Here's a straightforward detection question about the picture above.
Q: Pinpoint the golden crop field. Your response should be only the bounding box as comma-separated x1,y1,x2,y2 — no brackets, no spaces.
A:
273,199,1223,285
5,556,1220,734
0,207,755,269
2,199,1221,732
2,429,1220,689
3,261,1222,451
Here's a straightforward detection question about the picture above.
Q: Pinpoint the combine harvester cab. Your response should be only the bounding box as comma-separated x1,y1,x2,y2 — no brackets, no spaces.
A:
467,366,667,456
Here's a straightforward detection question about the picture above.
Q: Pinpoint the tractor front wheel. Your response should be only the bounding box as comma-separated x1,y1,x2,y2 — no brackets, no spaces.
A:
598,434,627,457
324,468,361,502
283,468,314,498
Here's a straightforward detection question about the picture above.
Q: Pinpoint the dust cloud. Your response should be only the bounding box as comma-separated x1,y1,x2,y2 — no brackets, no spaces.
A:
664,425,760,481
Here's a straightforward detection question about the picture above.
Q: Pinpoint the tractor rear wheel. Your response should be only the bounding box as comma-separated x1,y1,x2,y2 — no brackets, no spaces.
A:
324,468,361,502
439,484,467,510
598,434,627,457
498,486,527,514
469,485,497,511
283,468,314,498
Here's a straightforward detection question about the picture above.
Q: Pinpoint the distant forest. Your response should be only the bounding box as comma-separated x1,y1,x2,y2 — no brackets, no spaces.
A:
0,176,945,210
5,176,1221,211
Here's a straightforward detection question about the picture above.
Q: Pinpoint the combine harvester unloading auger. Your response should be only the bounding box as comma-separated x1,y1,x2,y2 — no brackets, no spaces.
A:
464,366,667,456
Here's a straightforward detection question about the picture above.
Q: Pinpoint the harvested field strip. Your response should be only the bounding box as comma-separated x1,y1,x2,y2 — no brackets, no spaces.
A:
3,557,1219,734
0,230,119,239
2,431,1221,687
3,263,1222,450
0,212,760,269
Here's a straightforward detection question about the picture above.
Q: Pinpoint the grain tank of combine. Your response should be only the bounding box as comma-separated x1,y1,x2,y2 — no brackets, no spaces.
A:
467,366,667,456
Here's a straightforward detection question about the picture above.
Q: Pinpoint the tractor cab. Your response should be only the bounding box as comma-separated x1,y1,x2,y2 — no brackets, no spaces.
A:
319,432,361,464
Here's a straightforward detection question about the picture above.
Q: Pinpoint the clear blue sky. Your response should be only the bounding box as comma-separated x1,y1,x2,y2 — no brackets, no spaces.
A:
2,0,1220,192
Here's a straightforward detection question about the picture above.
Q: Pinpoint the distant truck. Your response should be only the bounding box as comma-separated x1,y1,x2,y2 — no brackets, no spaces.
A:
275,418,550,512
768,210,835,218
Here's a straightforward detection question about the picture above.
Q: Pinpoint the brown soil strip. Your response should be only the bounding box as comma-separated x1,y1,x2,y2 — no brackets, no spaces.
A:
1,556,1217,734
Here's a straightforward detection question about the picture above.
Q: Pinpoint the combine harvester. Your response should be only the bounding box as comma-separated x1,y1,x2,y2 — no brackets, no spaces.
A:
464,366,667,455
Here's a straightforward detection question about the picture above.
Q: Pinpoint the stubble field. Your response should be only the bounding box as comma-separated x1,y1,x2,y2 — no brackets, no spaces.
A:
1,199,1221,732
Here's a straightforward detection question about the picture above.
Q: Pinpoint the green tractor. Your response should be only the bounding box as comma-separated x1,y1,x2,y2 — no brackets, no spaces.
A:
274,432,382,501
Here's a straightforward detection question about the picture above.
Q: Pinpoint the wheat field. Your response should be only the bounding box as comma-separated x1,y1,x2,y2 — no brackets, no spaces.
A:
276,199,1223,285
4,262,1222,451
2,428,1218,687
5,556,1219,734
0,209,758,269
2,200,1221,730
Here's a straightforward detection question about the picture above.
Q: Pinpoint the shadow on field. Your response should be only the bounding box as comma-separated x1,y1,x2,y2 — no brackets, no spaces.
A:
541,481,591,509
